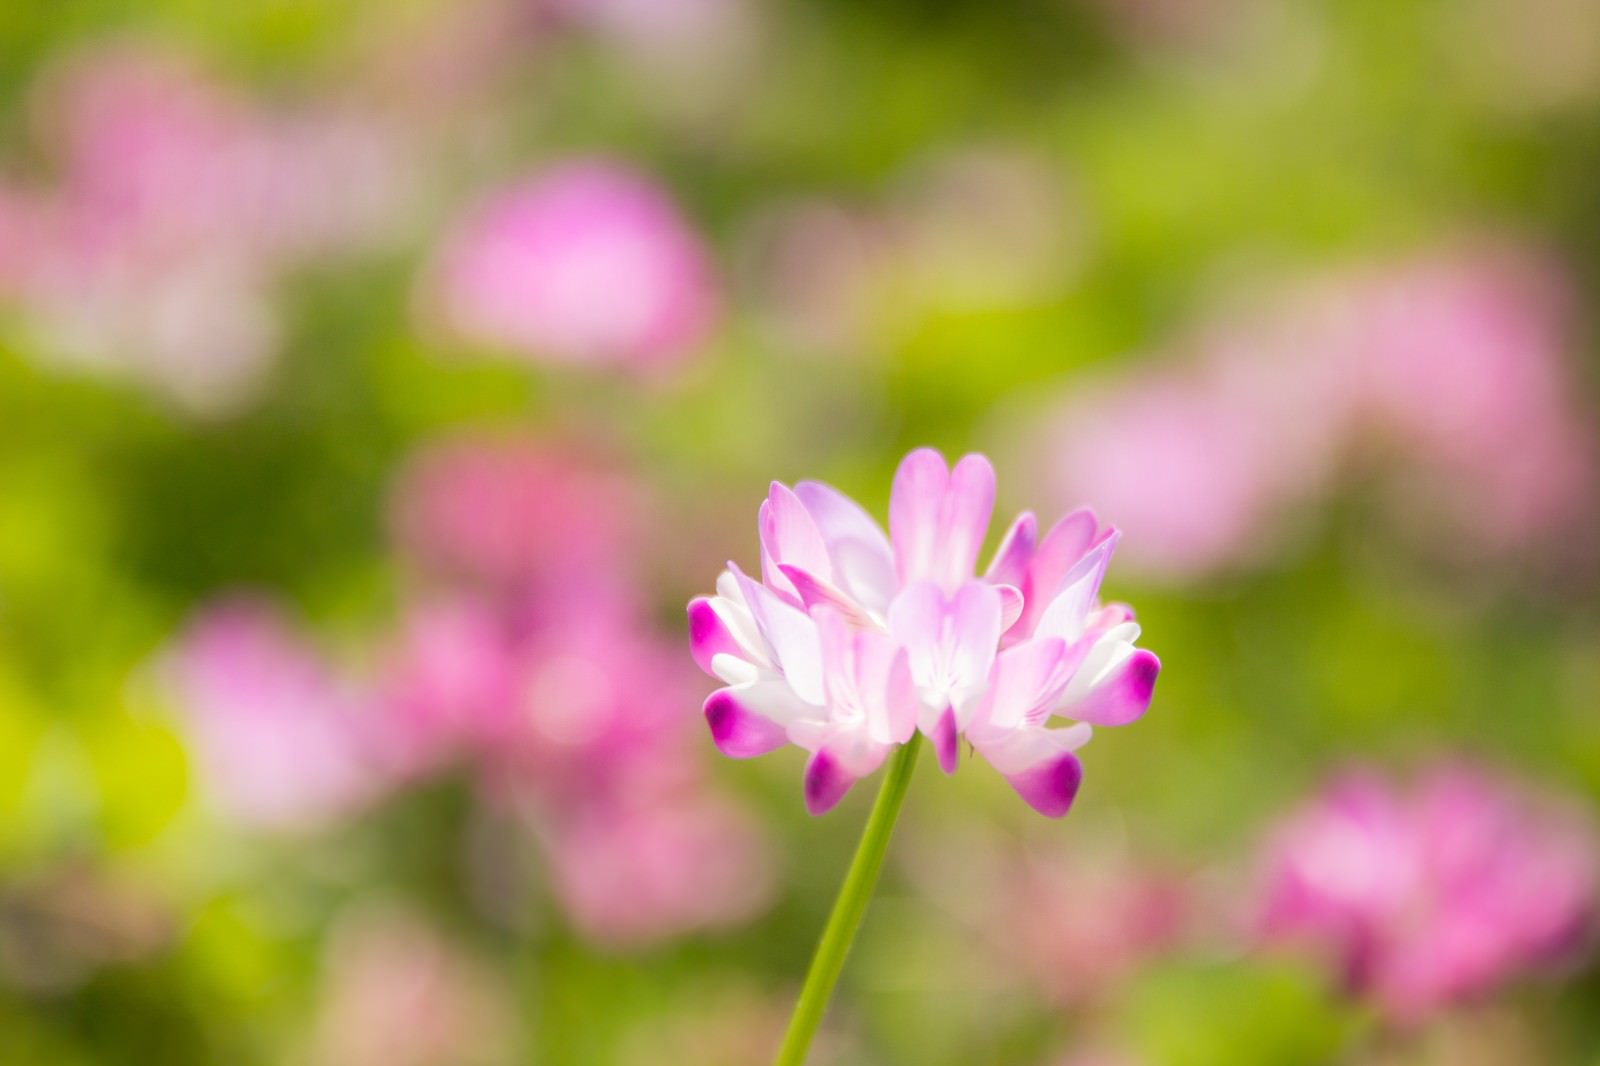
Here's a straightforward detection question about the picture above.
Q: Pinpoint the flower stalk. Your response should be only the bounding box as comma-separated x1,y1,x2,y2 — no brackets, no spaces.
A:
774,732,923,1066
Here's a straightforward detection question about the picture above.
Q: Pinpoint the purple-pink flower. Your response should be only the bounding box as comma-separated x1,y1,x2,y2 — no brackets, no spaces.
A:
163,598,385,833
0,44,411,415
688,448,1160,816
165,435,777,946
1256,762,1598,1023
424,160,719,370
1039,241,1596,580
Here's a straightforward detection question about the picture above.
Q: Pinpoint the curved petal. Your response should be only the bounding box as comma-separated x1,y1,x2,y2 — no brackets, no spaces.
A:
795,480,896,611
761,482,833,597
979,636,1069,731
804,749,856,815
985,511,1037,588
688,597,741,677
972,724,1092,818
1059,646,1160,727
995,584,1025,635
704,688,792,758
1008,750,1084,818
730,564,825,706
777,564,877,630
891,448,950,586
1034,530,1121,643
938,454,996,588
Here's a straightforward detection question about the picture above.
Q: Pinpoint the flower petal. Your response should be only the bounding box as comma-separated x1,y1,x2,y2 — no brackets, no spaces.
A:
947,580,1002,693
891,448,951,586
995,583,1025,635
985,511,1037,588
704,688,791,758
761,482,833,598
972,724,1092,818
938,454,996,588
777,564,877,630
1034,530,1121,643
804,749,856,815
795,480,897,611
1059,646,1160,727
1007,750,1084,818
931,705,960,774
886,580,945,688
730,563,825,705
980,636,1069,731
687,597,741,677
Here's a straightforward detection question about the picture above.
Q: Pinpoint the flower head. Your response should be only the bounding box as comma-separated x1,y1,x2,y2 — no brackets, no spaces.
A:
1256,762,1599,1022
689,448,1160,815
424,160,719,370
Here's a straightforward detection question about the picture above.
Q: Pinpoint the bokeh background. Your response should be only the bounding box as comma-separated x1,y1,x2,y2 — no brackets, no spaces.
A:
2,1,1600,1063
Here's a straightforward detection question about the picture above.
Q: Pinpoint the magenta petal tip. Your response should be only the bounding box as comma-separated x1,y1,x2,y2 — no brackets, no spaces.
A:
704,690,788,759
804,751,853,815
687,597,736,677
1007,752,1084,818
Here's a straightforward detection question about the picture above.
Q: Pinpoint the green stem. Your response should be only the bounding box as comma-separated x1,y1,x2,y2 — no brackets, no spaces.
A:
773,733,923,1066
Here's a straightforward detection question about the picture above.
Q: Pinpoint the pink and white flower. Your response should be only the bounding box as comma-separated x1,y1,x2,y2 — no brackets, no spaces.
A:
423,160,719,370
689,448,1160,816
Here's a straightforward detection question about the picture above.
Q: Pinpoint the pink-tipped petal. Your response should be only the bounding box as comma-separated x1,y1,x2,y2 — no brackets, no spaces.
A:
804,750,855,815
1006,751,1084,818
937,454,996,588
891,448,950,585
932,706,960,774
985,511,1037,588
704,689,790,758
687,597,740,677
1064,648,1160,727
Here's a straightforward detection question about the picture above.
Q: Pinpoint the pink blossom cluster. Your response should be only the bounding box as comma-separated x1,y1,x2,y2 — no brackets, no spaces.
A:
1042,243,1597,579
1256,762,1598,1023
165,434,773,948
689,448,1160,816
422,161,720,371
0,44,410,414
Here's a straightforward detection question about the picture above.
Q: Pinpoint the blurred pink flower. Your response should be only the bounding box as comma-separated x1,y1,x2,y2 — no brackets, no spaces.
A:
544,787,776,948
689,448,1159,815
310,906,515,1066
1038,241,1595,580
389,434,640,593
163,598,384,832
0,44,411,415
1350,247,1594,553
424,161,719,369
1257,762,1598,1023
